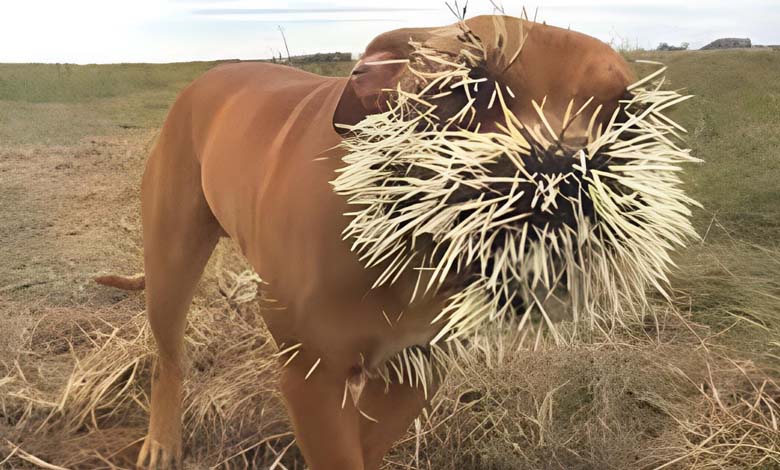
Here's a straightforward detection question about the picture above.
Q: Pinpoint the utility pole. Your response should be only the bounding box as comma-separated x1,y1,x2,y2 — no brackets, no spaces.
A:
278,26,292,63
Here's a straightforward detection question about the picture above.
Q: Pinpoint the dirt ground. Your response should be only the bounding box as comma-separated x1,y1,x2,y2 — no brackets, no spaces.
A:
0,124,267,468
1,133,146,303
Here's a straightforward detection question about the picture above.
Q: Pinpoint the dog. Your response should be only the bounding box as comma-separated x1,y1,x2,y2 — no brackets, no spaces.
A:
97,14,635,470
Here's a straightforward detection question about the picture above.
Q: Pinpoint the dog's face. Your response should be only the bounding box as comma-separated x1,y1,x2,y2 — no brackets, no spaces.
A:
331,14,699,343
333,14,634,140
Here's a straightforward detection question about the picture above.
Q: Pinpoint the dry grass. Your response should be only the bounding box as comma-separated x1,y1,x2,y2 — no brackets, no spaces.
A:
385,324,780,469
383,236,780,470
1,53,779,469
2,236,779,469
1,272,298,470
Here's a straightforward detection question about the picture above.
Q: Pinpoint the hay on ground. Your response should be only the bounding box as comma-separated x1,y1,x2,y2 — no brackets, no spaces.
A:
2,240,779,469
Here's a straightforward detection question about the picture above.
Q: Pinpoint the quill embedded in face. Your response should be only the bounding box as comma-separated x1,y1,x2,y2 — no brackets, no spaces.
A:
333,20,700,346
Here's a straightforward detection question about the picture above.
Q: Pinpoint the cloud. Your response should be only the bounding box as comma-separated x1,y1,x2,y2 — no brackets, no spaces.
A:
241,18,402,23
2,0,779,63
193,8,438,15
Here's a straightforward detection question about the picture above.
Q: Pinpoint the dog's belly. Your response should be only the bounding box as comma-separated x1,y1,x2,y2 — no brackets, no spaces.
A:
189,63,445,367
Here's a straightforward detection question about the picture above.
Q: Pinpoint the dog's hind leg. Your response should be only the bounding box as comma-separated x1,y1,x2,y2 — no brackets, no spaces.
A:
136,116,221,469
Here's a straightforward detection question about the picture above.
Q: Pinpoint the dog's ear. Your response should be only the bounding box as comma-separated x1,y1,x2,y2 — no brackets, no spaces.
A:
333,52,408,134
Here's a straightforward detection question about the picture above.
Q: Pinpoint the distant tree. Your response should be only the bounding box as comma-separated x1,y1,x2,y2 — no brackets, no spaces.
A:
288,52,353,64
657,42,689,51
701,38,751,50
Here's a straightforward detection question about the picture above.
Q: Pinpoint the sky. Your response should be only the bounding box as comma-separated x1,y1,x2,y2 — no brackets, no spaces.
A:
1,0,778,64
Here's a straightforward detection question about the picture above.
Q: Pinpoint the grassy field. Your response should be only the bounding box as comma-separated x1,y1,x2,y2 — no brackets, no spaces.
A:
1,51,779,469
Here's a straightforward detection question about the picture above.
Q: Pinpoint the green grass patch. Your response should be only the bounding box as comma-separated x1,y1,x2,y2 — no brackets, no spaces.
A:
0,62,222,103
0,61,354,145
629,50,780,246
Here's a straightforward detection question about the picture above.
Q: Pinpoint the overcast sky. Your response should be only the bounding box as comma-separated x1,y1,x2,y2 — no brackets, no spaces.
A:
1,0,778,63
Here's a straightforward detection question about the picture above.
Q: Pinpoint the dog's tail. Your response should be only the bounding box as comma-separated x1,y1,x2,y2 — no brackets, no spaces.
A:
94,274,146,291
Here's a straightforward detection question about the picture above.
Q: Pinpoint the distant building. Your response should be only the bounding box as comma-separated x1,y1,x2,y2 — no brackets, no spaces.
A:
701,38,752,50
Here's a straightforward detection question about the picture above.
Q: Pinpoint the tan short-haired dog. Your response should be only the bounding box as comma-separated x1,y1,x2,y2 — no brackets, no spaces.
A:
99,15,638,470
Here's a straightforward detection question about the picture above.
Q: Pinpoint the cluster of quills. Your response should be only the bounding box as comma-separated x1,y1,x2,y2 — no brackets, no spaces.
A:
276,16,701,409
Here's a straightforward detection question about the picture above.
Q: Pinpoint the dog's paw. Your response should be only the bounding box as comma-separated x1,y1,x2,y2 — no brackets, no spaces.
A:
136,436,182,470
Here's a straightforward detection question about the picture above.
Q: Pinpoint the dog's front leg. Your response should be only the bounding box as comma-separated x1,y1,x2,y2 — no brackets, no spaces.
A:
280,354,364,470
137,355,184,469
358,374,440,469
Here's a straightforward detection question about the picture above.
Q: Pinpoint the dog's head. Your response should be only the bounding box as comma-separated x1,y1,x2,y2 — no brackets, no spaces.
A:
331,15,699,342
333,15,634,139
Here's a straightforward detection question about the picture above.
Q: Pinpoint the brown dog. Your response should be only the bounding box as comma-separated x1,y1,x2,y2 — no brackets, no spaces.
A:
98,15,634,470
